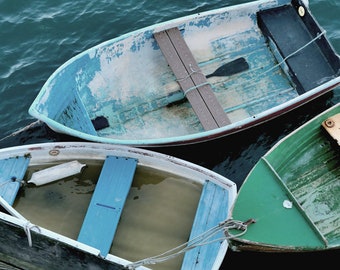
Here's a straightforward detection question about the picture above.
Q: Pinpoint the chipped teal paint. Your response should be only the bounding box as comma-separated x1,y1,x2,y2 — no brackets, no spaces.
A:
131,30,154,52
190,17,213,28
28,0,340,147
44,53,101,122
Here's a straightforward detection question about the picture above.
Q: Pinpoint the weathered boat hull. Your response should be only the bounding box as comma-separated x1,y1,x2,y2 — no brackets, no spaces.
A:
0,142,237,269
28,0,340,147
226,103,340,252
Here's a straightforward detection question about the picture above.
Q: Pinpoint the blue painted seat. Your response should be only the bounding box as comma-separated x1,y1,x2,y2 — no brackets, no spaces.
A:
0,156,31,205
181,180,229,270
77,155,138,257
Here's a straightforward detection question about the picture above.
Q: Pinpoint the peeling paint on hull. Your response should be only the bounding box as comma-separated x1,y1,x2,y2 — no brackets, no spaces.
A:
28,0,340,147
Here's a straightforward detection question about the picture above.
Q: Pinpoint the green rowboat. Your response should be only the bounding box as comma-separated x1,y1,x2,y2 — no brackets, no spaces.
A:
226,102,340,252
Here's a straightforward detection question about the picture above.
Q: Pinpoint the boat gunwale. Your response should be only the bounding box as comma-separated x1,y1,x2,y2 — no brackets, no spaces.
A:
27,0,340,147
29,77,340,147
228,103,340,253
0,141,237,269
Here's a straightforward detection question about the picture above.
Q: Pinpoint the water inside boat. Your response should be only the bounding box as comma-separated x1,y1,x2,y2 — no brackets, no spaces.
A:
14,161,202,270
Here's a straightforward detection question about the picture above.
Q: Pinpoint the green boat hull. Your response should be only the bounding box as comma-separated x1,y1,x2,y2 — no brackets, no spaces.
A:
228,103,340,252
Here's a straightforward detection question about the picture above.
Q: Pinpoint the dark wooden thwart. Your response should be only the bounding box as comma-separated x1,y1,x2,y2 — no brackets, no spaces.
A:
154,27,230,130
77,155,137,257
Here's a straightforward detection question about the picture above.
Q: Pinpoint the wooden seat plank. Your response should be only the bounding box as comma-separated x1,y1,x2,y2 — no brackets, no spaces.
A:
154,29,218,130
0,156,30,205
181,180,229,270
166,28,230,127
154,28,230,130
322,112,340,146
77,155,137,257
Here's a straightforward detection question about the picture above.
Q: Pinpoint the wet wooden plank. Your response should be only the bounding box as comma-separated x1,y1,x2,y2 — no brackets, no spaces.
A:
78,156,137,257
0,156,30,205
181,180,229,269
322,112,340,145
154,28,230,130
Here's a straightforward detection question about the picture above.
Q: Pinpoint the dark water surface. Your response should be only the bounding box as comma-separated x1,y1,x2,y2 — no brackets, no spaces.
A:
0,0,339,268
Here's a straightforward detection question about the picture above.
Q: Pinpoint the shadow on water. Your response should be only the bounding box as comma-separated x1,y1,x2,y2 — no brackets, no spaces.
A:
154,92,338,187
0,91,339,266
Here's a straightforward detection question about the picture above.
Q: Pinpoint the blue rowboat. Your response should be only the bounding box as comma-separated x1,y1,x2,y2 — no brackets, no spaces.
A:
29,0,340,147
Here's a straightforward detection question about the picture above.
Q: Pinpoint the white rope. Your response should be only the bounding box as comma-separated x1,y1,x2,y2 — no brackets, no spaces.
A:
126,218,254,269
173,30,326,99
0,178,23,188
263,30,327,76
175,64,212,96
0,196,40,247
283,30,326,62
23,221,41,247
183,82,211,95
0,120,41,142
176,64,202,82
214,30,327,91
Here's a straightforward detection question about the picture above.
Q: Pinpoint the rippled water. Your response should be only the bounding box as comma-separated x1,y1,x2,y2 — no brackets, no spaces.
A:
0,0,339,268
0,0,339,137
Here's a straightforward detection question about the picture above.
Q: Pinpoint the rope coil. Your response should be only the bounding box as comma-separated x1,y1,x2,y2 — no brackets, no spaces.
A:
126,218,255,269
